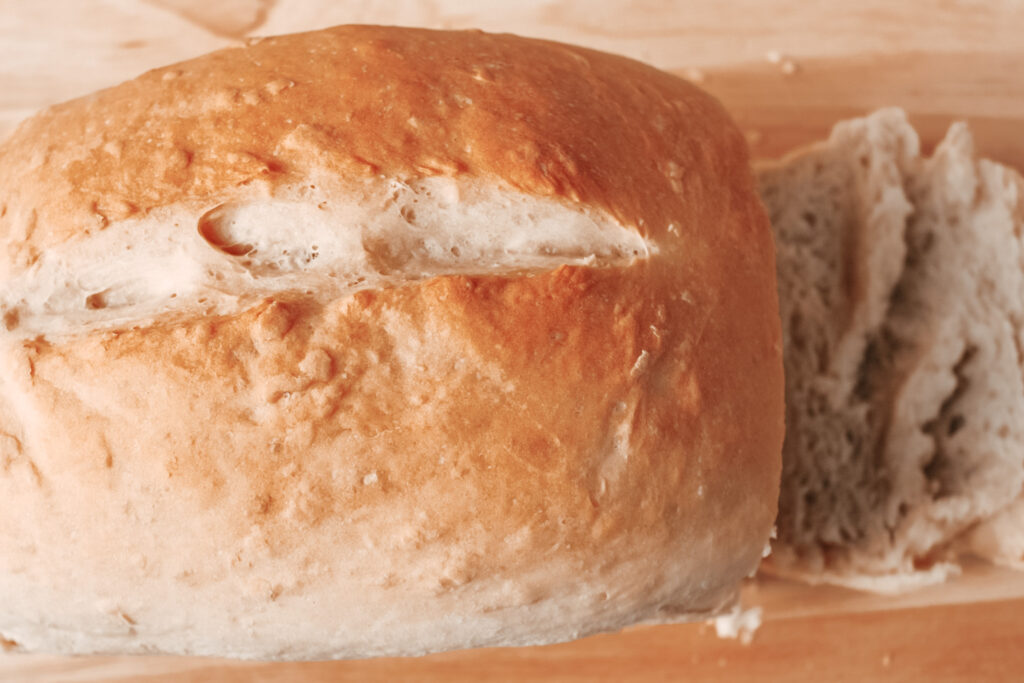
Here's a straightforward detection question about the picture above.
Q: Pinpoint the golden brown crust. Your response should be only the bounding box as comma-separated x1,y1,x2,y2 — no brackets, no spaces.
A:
0,25,745,263
0,26,782,658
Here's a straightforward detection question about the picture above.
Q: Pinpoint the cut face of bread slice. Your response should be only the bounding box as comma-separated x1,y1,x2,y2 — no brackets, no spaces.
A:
760,108,1024,591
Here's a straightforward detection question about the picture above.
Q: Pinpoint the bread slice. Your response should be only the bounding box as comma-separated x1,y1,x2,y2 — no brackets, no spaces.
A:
759,108,1024,591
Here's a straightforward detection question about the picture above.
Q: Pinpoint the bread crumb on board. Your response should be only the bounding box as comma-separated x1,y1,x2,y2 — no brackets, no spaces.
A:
711,605,763,645
765,50,800,75
682,66,706,83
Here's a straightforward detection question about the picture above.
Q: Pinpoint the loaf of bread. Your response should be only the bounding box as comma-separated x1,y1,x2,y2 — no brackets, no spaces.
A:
0,26,784,658
760,109,1024,591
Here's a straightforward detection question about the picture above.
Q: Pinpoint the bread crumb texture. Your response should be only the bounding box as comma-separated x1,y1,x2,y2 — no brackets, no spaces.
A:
761,108,1024,590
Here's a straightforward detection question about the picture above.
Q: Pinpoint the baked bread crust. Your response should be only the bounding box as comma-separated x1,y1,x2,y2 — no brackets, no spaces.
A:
0,26,782,659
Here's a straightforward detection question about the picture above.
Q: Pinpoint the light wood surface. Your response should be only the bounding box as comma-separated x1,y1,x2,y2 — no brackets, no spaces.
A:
6,596,1024,683
1,1,1023,681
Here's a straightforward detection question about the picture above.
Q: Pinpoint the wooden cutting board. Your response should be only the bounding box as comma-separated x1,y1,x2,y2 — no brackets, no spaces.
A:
6,563,1024,682
2,2,1023,681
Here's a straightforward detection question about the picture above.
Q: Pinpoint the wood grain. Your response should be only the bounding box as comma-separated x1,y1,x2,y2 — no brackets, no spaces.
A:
693,52,1024,171
3,0,1024,139
1,1,1023,680
5,597,1024,682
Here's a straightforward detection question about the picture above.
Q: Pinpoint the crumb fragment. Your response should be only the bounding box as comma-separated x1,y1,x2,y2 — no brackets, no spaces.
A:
265,79,295,96
712,605,762,645
682,66,706,83
630,350,651,378
765,50,799,75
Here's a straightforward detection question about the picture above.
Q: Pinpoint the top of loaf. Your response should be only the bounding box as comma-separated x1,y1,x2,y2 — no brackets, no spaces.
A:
0,25,748,269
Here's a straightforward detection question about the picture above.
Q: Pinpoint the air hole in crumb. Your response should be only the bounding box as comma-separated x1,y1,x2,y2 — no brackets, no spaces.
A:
2,309,18,331
86,292,108,310
450,246,461,257
198,204,256,256
802,211,817,227
400,205,417,223
921,231,935,254
363,237,412,273
943,414,965,436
